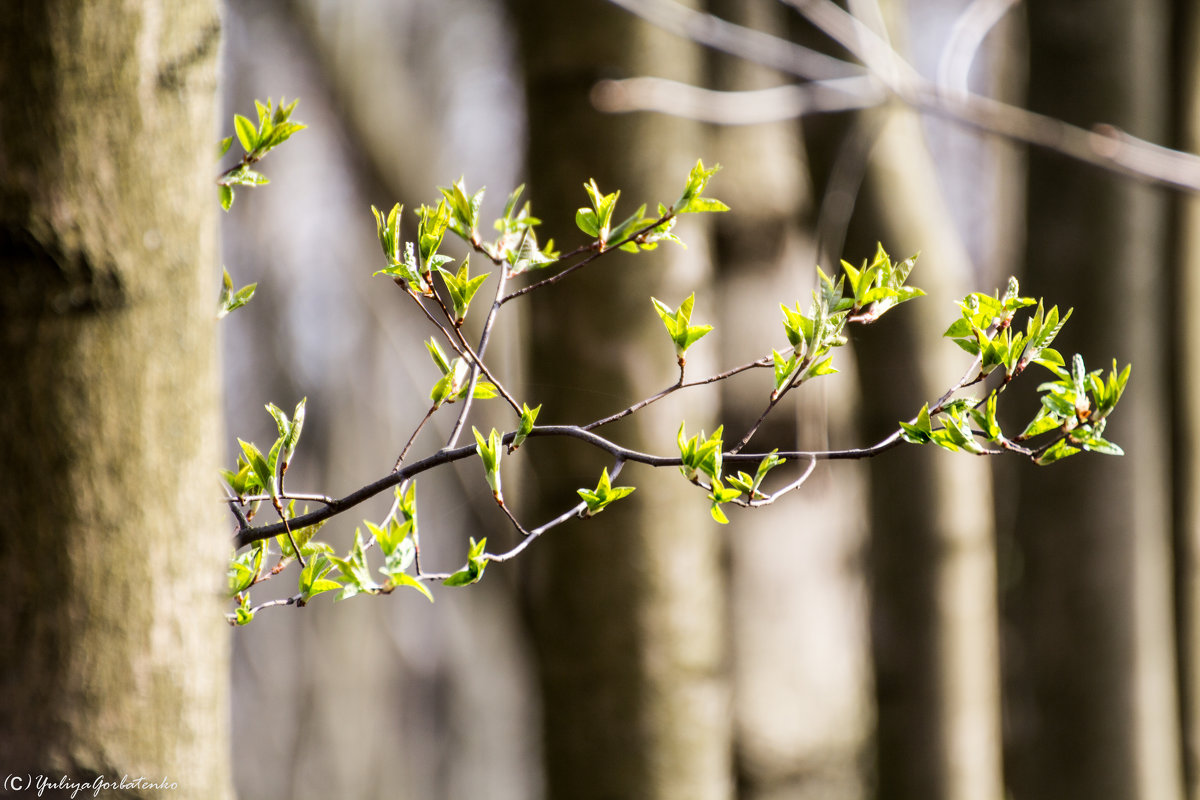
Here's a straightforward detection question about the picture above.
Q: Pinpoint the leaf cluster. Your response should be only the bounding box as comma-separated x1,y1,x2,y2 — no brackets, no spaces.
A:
899,285,1130,466
217,98,305,211
223,148,1131,621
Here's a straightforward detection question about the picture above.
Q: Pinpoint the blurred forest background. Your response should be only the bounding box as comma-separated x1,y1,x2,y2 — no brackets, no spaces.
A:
4,1,1200,799
220,0,1200,799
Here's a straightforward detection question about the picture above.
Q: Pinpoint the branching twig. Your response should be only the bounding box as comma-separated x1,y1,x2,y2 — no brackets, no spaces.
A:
604,0,1200,193
446,261,515,448
500,211,675,304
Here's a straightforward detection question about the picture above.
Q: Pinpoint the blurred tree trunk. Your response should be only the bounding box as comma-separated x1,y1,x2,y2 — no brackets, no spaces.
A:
0,4,232,799
851,107,1004,800
510,1,731,798
1178,4,1200,796
1005,2,1181,800
846,4,1008,799
707,2,873,799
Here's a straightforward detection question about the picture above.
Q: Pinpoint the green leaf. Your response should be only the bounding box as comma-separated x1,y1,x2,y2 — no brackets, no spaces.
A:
298,554,342,602
263,398,304,491
238,439,274,500
438,256,490,323
230,593,256,626
1036,438,1081,466
575,207,600,238
444,537,489,586
439,178,484,240
418,200,452,267
677,423,724,483
511,403,541,451
651,293,713,358
806,355,837,378
227,545,264,595
681,196,730,214
218,136,234,159
607,204,649,248
1075,429,1124,456
219,184,234,211
234,113,258,153
425,338,454,376
329,528,379,599
772,349,801,398
1020,408,1061,439
391,572,434,602
780,303,812,354
707,477,742,524
473,427,503,498
899,404,935,444
675,159,729,214
577,467,636,517
971,393,1002,441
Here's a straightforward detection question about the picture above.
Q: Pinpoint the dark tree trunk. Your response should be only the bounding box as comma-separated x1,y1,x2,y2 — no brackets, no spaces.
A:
1005,2,1181,799
510,0,732,797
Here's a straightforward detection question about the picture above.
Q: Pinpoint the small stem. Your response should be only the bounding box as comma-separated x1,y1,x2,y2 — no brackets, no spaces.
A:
273,497,305,569
225,491,334,506
500,212,675,305
446,265,513,449
584,355,771,431
396,406,436,471
497,498,531,537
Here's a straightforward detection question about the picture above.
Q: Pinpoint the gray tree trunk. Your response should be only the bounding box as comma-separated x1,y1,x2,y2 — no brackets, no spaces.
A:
0,4,232,799
1006,2,1181,799
510,1,731,798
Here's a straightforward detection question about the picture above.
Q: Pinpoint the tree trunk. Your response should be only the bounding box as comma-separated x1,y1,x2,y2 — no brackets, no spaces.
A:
707,3,873,799
0,4,231,799
1006,2,1181,799
1177,2,1200,795
510,1,731,798
852,105,1004,800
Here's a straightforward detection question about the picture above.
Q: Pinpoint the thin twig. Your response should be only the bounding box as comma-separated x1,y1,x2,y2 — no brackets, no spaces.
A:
583,356,771,431
605,0,1200,193
446,265,514,448
395,406,436,471
486,459,629,563
501,211,675,304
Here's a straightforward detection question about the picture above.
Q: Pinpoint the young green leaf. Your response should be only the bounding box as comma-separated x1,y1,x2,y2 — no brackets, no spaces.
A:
444,537,489,587
298,554,342,603
418,200,452,267
439,178,485,240
650,293,713,360
217,266,257,319
899,403,934,445
390,572,434,602
437,256,490,324
329,527,379,600
227,546,264,596
234,113,258,153
577,467,636,517
707,478,742,524
238,439,274,500
473,427,504,499
725,451,783,499
510,403,541,451
674,159,730,214
677,423,725,483
772,349,801,398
